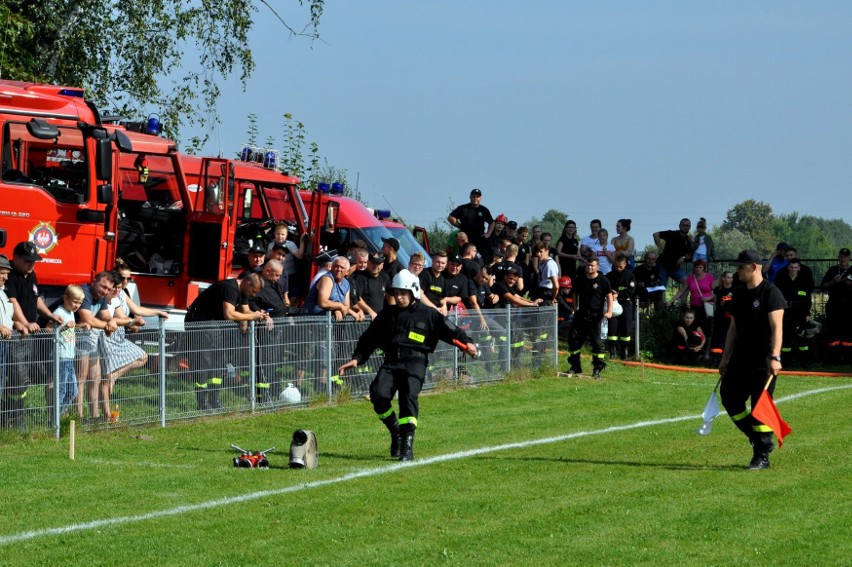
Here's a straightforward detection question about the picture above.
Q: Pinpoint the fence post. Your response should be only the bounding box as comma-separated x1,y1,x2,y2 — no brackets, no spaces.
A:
249,320,257,412
159,319,167,428
325,311,333,398
551,305,559,368
506,305,512,373
53,326,61,439
634,299,641,359
451,309,459,382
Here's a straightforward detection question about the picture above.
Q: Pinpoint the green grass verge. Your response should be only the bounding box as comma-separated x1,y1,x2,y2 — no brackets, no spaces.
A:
0,363,849,566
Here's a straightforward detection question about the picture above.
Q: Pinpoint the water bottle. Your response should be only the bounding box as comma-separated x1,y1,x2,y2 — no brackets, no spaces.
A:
226,363,236,381
600,318,608,341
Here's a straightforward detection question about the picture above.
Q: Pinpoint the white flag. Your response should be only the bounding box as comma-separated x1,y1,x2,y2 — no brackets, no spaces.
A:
695,390,720,436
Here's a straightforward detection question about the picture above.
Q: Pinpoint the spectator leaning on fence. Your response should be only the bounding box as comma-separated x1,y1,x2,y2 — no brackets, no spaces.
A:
0,255,17,426
75,271,119,422
183,273,268,410
2,241,64,428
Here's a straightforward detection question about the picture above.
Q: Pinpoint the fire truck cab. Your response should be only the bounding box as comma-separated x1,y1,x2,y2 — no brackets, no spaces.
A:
0,80,129,293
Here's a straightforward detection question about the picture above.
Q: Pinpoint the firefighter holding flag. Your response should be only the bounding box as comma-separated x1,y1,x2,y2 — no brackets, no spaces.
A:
719,250,791,470
339,270,477,461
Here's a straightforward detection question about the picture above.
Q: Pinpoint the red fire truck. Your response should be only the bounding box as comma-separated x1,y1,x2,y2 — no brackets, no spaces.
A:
0,80,131,290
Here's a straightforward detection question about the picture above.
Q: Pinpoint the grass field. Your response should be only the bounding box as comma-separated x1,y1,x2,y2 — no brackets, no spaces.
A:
1,362,850,566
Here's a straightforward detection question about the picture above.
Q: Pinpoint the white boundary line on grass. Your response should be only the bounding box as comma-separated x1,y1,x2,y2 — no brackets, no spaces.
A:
1,383,849,546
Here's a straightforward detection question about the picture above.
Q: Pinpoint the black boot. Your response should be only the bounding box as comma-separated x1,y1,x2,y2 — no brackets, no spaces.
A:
195,389,210,411
748,433,774,470
381,413,400,458
567,354,582,375
399,424,415,462
592,359,606,380
209,388,223,410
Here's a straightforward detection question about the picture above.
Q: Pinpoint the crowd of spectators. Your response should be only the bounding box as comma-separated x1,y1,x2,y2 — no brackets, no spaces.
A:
2,189,851,427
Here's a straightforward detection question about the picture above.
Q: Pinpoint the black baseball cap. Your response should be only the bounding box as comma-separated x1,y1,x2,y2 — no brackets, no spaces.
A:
448,254,463,264
381,237,400,252
13,241,42,262
840,248,851,256
314,251,337,265
470,188,482,196
492,247,505,258
270,242,289,253
733,249,762,265
368,252,385,264
248,243,266,255
507,220,518,229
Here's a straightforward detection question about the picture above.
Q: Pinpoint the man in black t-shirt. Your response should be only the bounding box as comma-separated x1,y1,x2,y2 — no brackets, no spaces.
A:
419,251,448,314
653,218,694,287
2,241,62,428
719,250,787,470
447,188,494,251
566,258,614,379
351,253,390,319
184,274,268,410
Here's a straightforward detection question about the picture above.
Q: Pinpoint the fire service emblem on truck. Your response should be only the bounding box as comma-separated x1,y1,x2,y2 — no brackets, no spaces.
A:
29,222,58,254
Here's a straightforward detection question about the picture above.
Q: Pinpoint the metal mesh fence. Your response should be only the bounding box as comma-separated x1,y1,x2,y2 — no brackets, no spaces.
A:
0,307,557,436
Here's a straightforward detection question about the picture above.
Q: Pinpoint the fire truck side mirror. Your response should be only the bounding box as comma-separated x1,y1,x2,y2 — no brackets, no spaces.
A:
26,118,60,140
95,138,113,181
97,183,114,205
111,129,133,153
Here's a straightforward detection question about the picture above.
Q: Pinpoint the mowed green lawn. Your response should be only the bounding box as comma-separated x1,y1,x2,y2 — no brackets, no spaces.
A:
1,363,849,566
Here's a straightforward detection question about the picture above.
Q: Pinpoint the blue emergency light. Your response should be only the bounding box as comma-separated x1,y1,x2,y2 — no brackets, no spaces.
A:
58,89,85,98
330,182,345,195
375,209,391,220
317,183,330,193
146,115,163,136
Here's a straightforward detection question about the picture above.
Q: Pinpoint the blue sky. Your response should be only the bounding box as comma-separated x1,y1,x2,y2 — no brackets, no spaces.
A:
187,1,852,250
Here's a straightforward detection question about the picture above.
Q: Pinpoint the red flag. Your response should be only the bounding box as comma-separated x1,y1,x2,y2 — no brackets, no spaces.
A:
752,390,793,446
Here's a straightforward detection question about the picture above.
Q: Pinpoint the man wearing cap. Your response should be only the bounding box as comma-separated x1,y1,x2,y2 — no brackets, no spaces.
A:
447,189,494,253
351,252,390,319
820,247,852,361
719,249,787,470
184,272,269,410
1,242,62,428
491,263,543,364
381,237,404,281
239,243,267,278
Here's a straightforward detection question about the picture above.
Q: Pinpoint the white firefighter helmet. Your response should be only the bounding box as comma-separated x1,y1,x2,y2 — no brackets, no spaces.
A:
391,269,421,299
279,383,302,404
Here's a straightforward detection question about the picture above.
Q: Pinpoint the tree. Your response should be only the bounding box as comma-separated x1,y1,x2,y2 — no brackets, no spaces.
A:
0,1,323,145
720,200,775,254
713,228,758,261
524,209,569,238
772,213,852,259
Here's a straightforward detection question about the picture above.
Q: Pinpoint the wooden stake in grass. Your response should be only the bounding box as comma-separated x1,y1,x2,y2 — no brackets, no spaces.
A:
69,420,76,461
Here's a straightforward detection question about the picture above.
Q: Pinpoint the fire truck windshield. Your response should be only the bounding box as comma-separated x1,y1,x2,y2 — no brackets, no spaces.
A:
1,122,88,203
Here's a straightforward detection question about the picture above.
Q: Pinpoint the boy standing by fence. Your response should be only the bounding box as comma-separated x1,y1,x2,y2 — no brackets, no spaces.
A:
50,285,88,416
